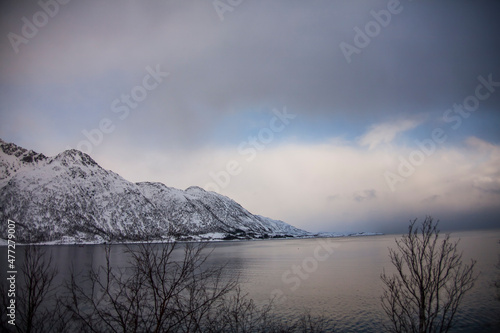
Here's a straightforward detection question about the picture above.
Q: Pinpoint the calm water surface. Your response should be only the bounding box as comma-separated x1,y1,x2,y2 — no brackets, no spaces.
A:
3,230,500,332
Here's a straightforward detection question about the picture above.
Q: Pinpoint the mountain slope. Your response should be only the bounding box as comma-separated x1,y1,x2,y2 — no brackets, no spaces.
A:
136,182,307,239
0,139,309,243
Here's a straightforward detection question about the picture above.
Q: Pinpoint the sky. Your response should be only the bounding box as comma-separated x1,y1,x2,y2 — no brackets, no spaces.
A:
1,0,500,234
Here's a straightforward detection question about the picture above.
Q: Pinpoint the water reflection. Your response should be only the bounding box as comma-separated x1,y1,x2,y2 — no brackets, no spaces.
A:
1,230,499,332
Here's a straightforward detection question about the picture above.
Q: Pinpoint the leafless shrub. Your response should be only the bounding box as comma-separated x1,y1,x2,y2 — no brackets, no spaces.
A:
62,241,237,332
381,217,477,333
205,286,329,333
0,245,69,333
61,241,330,332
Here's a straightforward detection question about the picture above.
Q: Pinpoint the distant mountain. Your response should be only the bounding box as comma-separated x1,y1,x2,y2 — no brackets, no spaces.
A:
0,139,310,243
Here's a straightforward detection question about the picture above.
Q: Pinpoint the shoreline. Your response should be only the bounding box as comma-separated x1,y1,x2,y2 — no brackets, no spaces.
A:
0,232,384,247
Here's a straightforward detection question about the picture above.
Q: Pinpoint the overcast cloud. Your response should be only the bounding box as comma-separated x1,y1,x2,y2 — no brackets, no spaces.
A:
1,0,499,233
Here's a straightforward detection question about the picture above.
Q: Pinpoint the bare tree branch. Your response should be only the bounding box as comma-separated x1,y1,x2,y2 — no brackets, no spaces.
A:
0,245,69,333
381,217,478,333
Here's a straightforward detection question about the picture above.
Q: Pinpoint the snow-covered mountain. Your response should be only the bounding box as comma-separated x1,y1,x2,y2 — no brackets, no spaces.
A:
0,139,310,243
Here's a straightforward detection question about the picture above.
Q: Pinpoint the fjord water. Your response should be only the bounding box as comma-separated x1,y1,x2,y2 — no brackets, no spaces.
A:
201,230,500,332
5,230,500,332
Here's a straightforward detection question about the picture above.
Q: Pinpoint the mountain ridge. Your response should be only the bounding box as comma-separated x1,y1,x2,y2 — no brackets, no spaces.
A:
0,139,310,243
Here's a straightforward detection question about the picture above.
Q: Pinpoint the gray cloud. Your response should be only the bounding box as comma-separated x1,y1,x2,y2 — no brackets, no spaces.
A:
2,0,500,149
1,0,500,233
353,189,377,202
421,195,440,204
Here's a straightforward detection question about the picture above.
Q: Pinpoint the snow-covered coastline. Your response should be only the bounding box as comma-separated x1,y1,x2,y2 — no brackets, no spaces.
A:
0,231,384,246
